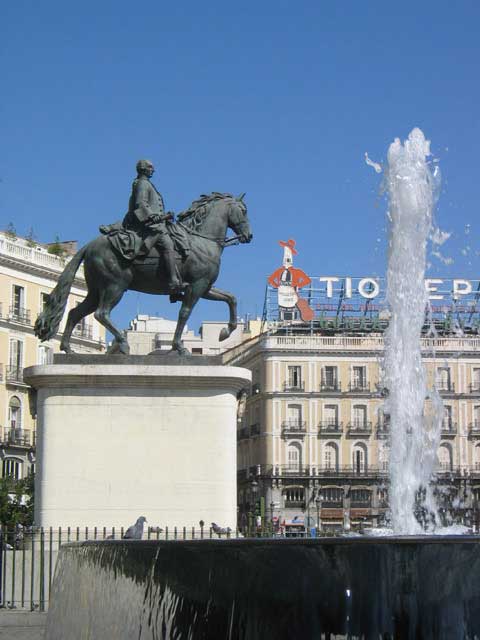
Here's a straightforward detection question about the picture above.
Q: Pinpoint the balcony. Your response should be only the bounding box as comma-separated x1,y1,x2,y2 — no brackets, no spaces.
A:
436,381,456,394
441,422,458,437
8,305,31,325
1,428,33,447
281,420,307,437
282,381,305,392
347,382,370,394
250,423,261,437
346,421,373,436
73,323,94,340
319,382,341,393
6,366,24,384
469,422,480,438
376,423,390,439
318,421,343,436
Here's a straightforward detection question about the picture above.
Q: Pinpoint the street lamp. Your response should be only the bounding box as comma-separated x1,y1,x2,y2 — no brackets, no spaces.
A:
270,501,275,536
250,479,258,536
315,492,323,534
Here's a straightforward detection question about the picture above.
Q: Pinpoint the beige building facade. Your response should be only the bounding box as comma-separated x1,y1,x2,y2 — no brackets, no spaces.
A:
126,314,262,356
0,231,106,482
224,332,480,533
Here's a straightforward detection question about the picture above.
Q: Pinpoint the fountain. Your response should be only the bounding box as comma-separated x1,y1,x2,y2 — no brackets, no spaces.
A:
384,127,443,533
44,130,480,639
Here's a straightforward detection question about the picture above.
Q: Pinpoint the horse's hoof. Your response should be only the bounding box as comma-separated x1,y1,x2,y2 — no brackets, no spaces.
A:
169,346,190,357
107,341,130,355
60,344,73,354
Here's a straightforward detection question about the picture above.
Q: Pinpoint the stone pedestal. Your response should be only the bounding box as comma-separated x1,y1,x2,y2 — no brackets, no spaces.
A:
24,355,251,530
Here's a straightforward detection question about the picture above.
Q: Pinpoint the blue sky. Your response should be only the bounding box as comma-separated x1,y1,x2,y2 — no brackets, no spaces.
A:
2,1,480,332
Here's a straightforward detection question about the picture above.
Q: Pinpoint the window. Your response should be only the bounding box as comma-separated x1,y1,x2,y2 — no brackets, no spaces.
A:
192,348,203,355
321,487,343,506
324,405,338,426
437,443,453,471
284,488,304,506
287,443,302,471
40,292,49,312
12,285,24,314
352,443,367,473
322,366,338,389
350,489,372,507
287,366,302,390
473,368,480,391
8,339,23,380
474,445,480,471
443,406,453,430
378,444,389,471
287,404,302,426
38,345,53,365
323,442,339,470
436,367,451,391
9,396,21,431
352,366,367,389
353,405,367,428
2,458,22,480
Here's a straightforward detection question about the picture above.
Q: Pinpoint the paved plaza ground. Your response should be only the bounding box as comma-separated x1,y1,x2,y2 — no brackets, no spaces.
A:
0,611,47,639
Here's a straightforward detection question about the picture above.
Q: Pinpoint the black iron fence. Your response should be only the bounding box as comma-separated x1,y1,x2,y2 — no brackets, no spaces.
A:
0,524,285,611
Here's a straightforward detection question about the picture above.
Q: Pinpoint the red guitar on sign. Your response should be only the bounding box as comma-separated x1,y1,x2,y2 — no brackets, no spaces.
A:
268,239,314,321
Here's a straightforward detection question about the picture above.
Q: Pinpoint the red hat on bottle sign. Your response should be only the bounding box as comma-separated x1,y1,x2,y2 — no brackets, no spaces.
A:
279,239,297,255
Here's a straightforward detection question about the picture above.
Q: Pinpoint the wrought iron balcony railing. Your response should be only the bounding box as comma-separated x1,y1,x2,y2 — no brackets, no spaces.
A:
469,384,480,394
283,381,305,392
469,422,480,437
436,381,456,393
281,420,307,436
347,382,370,393
441,422,458,436
318,421,343,435
6,366,24,383
319,382,341,393
8,305,31,324
346,421,373,435
73,324,93,340
0,363,3,382
376,423,390,438
1,428,33,447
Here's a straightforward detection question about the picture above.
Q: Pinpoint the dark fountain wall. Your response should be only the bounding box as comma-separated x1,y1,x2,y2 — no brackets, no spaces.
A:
45,537,480,640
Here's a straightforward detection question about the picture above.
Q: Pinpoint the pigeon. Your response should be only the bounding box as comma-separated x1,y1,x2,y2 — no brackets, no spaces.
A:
211,522,231,536
122,516,147,540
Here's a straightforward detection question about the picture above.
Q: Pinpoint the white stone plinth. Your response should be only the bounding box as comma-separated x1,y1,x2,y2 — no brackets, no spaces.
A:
24,360,251,531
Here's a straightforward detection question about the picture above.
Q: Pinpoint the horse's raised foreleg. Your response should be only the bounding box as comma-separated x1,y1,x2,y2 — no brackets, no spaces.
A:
95,285,130,354
202,287,237,341
171,281,209,355
60,293,99,353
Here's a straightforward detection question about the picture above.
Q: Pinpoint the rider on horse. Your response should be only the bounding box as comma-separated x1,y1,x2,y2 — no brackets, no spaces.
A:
100,159,186,294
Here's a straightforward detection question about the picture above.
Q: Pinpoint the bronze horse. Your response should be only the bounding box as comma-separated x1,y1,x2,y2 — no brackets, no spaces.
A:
35,193,252,355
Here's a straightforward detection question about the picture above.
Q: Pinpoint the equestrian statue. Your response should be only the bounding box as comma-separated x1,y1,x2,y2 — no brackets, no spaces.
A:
34,159,253,356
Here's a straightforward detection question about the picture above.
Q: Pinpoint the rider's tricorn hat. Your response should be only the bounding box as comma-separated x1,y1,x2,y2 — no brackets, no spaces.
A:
279,238,297,255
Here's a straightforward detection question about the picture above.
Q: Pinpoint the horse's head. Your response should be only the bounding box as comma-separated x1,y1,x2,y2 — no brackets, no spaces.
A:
228,194,253,244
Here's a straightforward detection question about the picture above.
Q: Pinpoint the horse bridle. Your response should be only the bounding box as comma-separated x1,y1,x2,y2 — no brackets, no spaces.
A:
178,200,247,247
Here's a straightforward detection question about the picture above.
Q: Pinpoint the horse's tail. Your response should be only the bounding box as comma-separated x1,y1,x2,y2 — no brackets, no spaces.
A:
34,245,88,341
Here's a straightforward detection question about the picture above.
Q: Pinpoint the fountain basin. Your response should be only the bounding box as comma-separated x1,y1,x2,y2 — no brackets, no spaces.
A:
45,536,480,639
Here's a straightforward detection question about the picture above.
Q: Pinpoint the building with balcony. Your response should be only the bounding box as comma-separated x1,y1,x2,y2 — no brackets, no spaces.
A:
224,330,480,533
0,230,106,482
125,314,262,356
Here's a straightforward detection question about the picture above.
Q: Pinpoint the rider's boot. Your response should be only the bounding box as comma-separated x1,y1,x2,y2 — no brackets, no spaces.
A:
164,251,186,294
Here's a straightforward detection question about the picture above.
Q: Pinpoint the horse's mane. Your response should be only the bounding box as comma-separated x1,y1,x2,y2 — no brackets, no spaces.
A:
177,192,234,231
